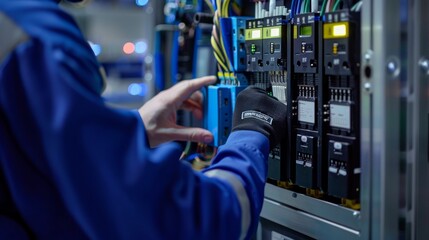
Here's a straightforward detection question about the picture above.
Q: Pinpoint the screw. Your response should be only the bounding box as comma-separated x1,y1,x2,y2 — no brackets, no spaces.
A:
364,82,371,91
386,58,400,77
419,58,429,76
364,50,373,62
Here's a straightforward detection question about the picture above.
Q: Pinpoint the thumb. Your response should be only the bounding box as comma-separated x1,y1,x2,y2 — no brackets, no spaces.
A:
172,126,214,144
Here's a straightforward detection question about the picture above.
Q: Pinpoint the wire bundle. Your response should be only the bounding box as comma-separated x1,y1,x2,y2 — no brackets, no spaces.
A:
209,0,234,78
320,0,362,15
291,0,318,17
350,1,362,12
320,0,344,15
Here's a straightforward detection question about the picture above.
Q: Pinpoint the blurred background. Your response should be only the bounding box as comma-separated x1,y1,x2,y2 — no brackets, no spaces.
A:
61,0,216,109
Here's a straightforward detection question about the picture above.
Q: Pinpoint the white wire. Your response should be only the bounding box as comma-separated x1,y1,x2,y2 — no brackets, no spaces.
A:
326,0,332,13
357,1,363,11
269,0,276,16
311,0,318,12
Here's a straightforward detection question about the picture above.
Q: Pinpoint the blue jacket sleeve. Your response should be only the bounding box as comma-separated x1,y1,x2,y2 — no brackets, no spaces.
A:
0,36,269,240
203,130,269,239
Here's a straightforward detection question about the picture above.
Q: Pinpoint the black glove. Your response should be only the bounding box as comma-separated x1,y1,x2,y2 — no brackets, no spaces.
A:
232,86,287,148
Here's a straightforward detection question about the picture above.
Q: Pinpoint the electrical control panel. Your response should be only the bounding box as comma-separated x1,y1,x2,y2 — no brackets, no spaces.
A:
175,0,427,238
196,0,362,209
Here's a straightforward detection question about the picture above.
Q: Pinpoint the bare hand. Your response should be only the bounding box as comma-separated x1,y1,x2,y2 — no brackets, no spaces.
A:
139,76,216,148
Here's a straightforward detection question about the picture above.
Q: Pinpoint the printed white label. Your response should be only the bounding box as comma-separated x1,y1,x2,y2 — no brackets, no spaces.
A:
298,100,315,124
241,110,273,125
251,29,261,39
330,104,351,129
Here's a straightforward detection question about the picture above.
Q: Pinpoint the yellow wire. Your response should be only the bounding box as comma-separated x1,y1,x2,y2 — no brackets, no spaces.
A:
211,36,228,71
218,29,232,70
210,0,233,72
216,0,222,12
222,0,231,17
211,38,226,63
214,51,229,71
231,2,241,15
204,0,214,13
213,11,231,70
211,26,225,62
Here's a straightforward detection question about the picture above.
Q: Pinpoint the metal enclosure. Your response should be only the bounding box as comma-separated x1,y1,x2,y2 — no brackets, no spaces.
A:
258,0,428,238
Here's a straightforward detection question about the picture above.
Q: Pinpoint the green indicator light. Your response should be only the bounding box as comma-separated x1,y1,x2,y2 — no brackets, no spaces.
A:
251,44,256,54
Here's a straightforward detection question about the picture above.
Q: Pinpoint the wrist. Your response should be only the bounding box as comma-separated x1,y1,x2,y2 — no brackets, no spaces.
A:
226,130,270,156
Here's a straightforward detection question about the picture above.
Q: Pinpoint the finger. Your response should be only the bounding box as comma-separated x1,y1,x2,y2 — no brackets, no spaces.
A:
182,99,201,110
171,76,216,104
169,126,214,144
181,99,203,119
189,90,203,105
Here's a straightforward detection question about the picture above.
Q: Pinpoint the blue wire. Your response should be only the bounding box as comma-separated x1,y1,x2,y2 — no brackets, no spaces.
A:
296,0,302,15
171,30,179,85
291,0,295,18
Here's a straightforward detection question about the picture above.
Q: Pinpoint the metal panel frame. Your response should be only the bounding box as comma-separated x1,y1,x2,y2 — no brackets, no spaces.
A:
263,184,360,230
260,198,360,240
361,0,401,239
408,0,429,238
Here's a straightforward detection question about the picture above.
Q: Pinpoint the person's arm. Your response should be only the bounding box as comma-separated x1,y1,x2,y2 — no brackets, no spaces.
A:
202,86,288,238
2,39,287,239
203,130,270,239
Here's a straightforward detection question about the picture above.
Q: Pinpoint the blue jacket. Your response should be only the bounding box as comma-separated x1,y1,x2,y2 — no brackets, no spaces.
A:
0,0,269,239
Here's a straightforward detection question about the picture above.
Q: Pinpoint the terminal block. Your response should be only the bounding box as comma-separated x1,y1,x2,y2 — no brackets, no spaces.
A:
323,10,361,200
206,85,232,147
205,84,246,147
246,19,264,72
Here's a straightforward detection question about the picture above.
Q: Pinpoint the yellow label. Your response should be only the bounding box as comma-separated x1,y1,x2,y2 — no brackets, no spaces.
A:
324,22,349,39
293,25,298,39
263,26,282,39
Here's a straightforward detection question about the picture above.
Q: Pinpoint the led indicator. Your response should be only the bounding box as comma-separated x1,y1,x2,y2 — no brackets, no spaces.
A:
251,44,256,54
333,24,347,37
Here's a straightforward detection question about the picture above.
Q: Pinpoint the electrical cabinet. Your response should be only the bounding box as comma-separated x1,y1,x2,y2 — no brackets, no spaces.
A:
182,0,429,238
